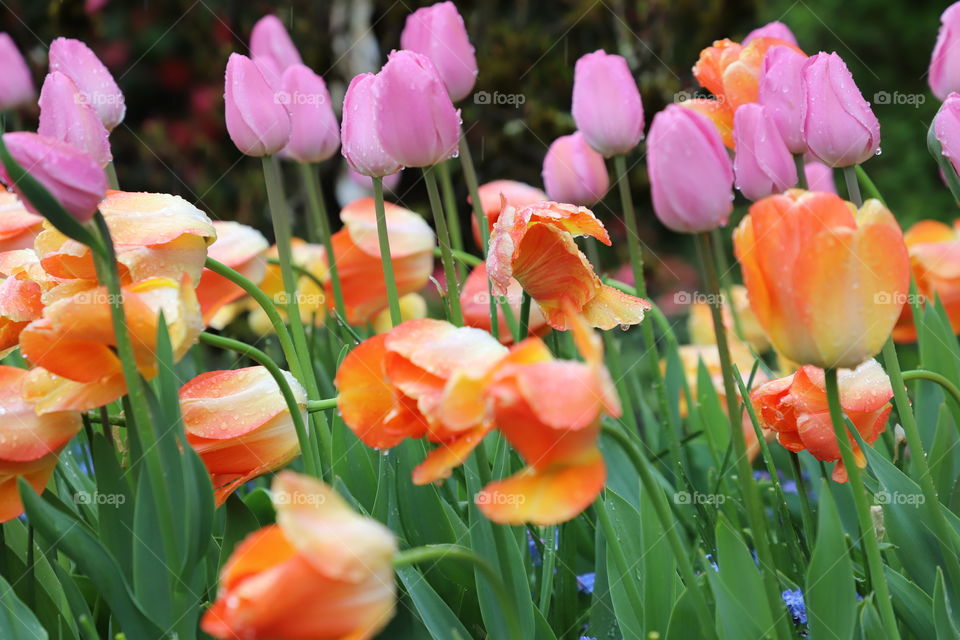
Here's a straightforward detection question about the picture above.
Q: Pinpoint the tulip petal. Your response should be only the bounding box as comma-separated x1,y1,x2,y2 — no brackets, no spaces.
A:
412,424,490,485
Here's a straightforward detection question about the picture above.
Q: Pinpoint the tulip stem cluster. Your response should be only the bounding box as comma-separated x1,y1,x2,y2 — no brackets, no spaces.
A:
298,162,347,321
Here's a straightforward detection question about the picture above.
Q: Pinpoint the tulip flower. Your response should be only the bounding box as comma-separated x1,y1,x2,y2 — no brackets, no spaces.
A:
38,72,113,167
743,21,798,47
892,218,960,342
541,132,609,205
571,50,644,157
336,318,508,483
758,45,808,155
20,276,203,413
801,52,880,167
0,191,43,252
679,98,735,148
750,359,892,481
48,37,125,131
277,65,340,164
400,1,478,102
733,103,798,200
249,14,303,80
249,238,327,332
327,197,435,324
372,292,427,334
0,365,81,522
0,33,35,111
195,221,268,323
929,3,960,101
647,105,734,233
0,132,108,224
375,50,461,168
934,93,960,179
688,284,771,353
224,53,292,157
487,201,650,330
461,262,547,342
0,249,44,355
693,36,803,112
201,472,396,639
341,73,401,178
468,179,546,245
804,161,836,193
733,190,910,369
181,366,305,503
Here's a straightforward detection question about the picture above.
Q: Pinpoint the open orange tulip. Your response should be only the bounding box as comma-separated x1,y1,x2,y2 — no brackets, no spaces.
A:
0,250,44,355
0,191,43,252
460,262,547,342
202,472,397,640
733,190,910,369
892,219,960,342
195,220,268,324
487,200,650,330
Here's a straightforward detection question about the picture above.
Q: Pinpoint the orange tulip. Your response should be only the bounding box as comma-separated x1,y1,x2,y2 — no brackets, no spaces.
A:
693,37,804,111
0,365,81,522
0,191,43,252
487,201,650,330
733,190,910,369
202,471,396,640
328,197,435,324
460,262,547,343
468,180,547,246
892,219,960,342
0,250,44,355
181,366,305,504
687,284,770,353
195,221,268,324
250,238,328,332
750,359,892,482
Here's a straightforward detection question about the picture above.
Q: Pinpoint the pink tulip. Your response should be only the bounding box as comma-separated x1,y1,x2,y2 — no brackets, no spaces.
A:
224,53,291,157
930,3,960,101
400,1,478,102
375,50,461,168
0,33,35,111
733,104,797,201
743,21,798,46
934,93,960,178
277,65,339,164
0,132,107,223
249,15,303,80
38,72,112,167
541,132,609,205
801,52,880,167
48,38,125,131
805,160,837,194
341,73,401,178
572,50,644,157
758,45,807,154
647,105,734,233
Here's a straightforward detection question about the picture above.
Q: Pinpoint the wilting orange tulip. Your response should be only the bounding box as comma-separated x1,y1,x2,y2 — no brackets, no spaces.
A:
750,359,892,482
476,314,618,525
468,180,547,246
250,239,328,333
0,192,43,252
336,318,508,483
329,198,435,324
693,37,803,111
0,250,44,355
202,471,396,640
688,284,770,353
460,262,547,342
19,276,203,413
195,221,268,324
734,190,910,369
487,201,650,330
893,219,960,342
181,366,305,504
0,365,81,522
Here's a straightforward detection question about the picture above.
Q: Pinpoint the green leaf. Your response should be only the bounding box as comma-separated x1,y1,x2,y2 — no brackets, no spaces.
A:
708,514,774,639
601,493,644,640
396,566,472,640
885,566,936,639
806,480,857,640
857,596,885,640
933,568,959,639
0,573,48,640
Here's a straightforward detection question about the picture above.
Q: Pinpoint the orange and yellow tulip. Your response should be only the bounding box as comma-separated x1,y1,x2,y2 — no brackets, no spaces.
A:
0,191,43,252
893,219,960,342
202,472,396,640
687,284,770,353
733,190,910,369
249,239,328,333
195,220,268,324
0,250,44,355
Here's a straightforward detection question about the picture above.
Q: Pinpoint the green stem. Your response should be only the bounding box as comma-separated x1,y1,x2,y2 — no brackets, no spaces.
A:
901,368,960,409
788,452,816,545
436,247,482,268
537,525,557,614
612,155,645,298
436,160,464,252
855,165,885,204
518,291,531,342
307,397,339,412
423,166,463,325
105,162,119,190
793,154,807,190
298,162,347,322
823,368,900,639
88,412,126,427
373,176,403,326
843,165,862,206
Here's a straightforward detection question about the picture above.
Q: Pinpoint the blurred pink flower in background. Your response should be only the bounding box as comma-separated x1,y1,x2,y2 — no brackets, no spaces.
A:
572,50,644,157
0,33,35,111
401,1,478,102
541,132,609,205
277,65,339,164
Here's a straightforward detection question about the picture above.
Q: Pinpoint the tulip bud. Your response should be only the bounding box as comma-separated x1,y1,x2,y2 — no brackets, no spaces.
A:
341,73,402,178
572,50,644,157
224,53,291,157
0,33,35,111
647,105,734,233
38,72,112,167
541,132,609,205
0,132,107,224
743,21,798,47
48,37,125,131
249,14,303,79
375,50,461,168
934,93,960,179
400,1,478,102
930,3,960,100
733,104,797,201
758,45,807,154
277,65,340,163
801,52,880,167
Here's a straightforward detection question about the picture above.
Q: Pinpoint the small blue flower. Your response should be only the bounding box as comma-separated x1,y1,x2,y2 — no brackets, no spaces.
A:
704,553,719,573
576,572,595,594
782,588,807,625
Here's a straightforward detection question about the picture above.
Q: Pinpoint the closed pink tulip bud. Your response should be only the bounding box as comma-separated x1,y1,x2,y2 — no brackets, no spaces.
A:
572,50,644,157
224,53,291,157
743,21,798,47
733,104,797,201
934,93,960,178
541,132,609,205
277,65,339,164
375,50,461,168
49,38,125,132
647,105,734,233
0,33,35,111
341,73,401,178
38,72,112,167
249,15,303,80
930,3,960,100
758,45,807,154
0,132,107,224
400,1,478,102
801,52,880,167
805,160,837,193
